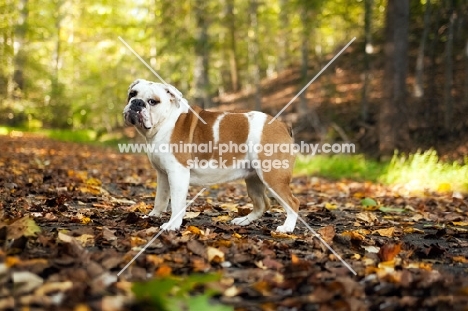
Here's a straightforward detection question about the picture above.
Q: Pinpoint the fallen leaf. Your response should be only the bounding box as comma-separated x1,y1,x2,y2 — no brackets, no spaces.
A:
324,202,338,210
7,216,41,240
356,212,378,225
186,226,203,236
184,211,201,219
361,197,378,207
317,225,335,244
373,227,395,237
378,243,401,261
362,245,380,253
270,231,297,239
207,247,225,263
155,265,172,277
452,256,468,263
212,215,232,223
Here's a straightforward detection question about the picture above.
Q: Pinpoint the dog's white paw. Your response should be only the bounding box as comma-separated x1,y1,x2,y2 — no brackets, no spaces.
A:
231,216,252,226
148,210,161,217
276,224,294,233
160,221,182,231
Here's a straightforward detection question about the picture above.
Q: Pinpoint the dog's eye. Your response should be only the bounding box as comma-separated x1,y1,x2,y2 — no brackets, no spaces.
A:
148,99,160,106
128,90,137,100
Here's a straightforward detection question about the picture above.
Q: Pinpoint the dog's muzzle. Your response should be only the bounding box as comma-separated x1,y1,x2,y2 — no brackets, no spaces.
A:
125,99,147,128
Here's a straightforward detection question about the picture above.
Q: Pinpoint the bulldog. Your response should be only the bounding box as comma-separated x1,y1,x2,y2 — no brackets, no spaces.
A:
123,79,300,232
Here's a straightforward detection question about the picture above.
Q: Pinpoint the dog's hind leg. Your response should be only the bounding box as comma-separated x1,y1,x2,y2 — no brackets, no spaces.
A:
231,174,270,226
262,172,300,233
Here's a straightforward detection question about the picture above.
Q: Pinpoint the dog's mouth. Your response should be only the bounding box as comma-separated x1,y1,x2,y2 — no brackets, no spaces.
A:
125,110,151,130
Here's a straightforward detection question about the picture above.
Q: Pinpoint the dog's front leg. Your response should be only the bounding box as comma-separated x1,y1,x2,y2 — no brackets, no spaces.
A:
160,168,190,231
148,169,170,216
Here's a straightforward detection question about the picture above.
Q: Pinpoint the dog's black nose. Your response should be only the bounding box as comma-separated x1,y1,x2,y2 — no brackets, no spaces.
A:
130,99,146,111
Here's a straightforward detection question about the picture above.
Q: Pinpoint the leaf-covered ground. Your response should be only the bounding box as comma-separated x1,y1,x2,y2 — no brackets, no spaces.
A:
1,134,468,310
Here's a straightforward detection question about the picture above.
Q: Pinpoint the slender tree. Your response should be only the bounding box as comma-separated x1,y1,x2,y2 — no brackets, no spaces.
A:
379,0,410,157
225,0,240,92
193,0,212,108
361,0,373,121
413,0,431,98
443,0,455,130
13,0,28,97
248,0,261,111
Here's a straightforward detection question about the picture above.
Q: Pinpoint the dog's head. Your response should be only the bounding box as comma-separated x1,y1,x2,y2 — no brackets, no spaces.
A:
123,79,184,136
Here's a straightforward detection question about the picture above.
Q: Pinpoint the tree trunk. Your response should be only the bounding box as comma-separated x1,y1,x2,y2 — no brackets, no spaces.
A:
276,0,289,72
13,0,28,97
249,0,261,111
299,8,309,115
193,0,212,108
465,39,468,107
379,0,410,157
443,1,455,130
361,0,373,121
226,0,240,92
413,0,431,98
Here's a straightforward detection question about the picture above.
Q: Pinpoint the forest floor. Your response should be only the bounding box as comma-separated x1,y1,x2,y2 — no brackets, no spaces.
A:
1,134,468,310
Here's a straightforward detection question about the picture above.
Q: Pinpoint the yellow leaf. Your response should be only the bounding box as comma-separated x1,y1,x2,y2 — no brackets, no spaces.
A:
7,216,41,240
207,247,225,263
271,231,298,239
212,215,232,223
186,225,203,235
342,230,366,241
324,202,338,210
373,227,395,238
452,222,468,227
5,256,21,267
437,182,452,193
220,203,238,212
353,192,365,198
452,256,468,263
131,236,147,248
403,227,424,234
86,177,102,186
75,234,94,247
232,232,242,239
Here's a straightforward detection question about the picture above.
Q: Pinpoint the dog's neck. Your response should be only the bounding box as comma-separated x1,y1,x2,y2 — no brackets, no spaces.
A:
143,103,190,141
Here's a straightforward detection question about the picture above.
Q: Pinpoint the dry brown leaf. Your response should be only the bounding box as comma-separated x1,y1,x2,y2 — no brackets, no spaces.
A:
318,225,335,244
184,211,200,219
452,256,468,263
378,243,401,261
356,212,378,224
374,227,395,238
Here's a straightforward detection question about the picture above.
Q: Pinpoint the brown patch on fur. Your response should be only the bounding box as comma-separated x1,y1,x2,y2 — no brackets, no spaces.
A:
217,113,250,166
258,116,299,213
170,106,223,166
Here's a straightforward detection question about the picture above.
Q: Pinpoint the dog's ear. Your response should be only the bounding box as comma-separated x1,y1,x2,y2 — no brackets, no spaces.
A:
164,84,183,108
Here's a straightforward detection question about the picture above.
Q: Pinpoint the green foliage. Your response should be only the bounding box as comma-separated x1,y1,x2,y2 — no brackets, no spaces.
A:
294,154,386,181
380,150,468,193
0,0,372,131
132,273,232,311
295,150,468,193
361,197,377,207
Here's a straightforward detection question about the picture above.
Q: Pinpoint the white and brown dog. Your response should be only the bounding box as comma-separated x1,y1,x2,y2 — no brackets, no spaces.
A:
123,79,300,232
